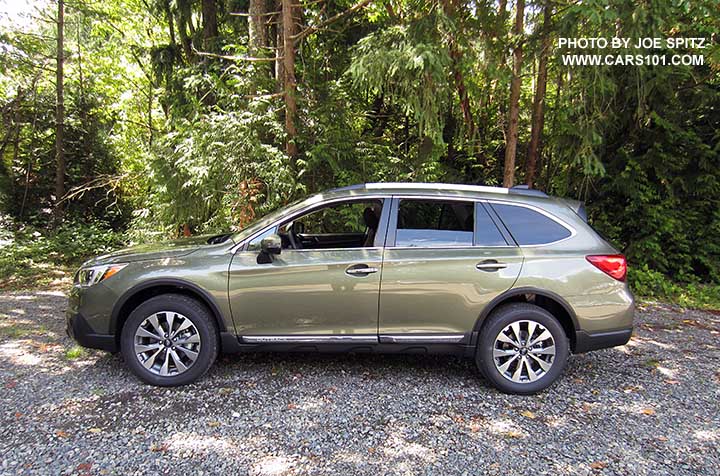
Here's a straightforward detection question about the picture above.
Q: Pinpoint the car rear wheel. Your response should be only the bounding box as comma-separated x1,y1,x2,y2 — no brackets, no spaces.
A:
476,303,569,395
121,294,218,386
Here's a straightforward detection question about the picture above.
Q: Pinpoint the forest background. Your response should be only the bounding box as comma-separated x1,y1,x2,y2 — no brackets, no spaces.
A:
0,0,718,306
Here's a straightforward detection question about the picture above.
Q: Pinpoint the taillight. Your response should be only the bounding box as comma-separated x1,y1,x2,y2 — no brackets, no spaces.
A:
586,255,627,281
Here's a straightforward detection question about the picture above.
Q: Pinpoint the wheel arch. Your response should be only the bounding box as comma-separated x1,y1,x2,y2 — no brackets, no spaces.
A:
111,279,228,348
472,287,580,352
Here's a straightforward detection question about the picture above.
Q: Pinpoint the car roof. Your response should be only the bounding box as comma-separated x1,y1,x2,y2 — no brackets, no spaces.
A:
319,182,551,201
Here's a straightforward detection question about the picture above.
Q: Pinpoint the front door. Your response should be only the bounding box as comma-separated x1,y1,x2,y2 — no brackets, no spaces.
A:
228,198,388,340
378,197,523,343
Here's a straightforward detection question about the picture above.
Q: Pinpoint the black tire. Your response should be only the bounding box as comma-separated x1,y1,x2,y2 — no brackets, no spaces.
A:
476,303,569,395
121,294,219,386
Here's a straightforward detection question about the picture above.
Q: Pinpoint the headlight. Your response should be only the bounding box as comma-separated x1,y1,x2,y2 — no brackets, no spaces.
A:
74,264,128,287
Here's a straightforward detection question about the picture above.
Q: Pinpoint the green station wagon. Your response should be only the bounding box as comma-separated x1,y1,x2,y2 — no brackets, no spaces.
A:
67,183,634,394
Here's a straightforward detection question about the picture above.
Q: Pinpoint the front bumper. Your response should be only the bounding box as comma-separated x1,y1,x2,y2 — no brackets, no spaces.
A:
66,312,118,352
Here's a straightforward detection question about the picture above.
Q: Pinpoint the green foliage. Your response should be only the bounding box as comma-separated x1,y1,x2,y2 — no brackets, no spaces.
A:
629,265,720,310
0,0,717,305
0,218,124,289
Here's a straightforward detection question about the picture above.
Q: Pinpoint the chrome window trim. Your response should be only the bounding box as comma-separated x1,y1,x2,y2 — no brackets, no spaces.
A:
230,194,390,254
241,335,378,344
484,199,577,248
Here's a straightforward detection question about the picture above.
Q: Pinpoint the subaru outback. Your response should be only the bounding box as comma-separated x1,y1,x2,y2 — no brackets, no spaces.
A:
67,183,633,394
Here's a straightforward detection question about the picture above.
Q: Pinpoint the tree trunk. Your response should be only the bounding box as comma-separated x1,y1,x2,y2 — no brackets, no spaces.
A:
249,0,269,55
526,2,551,188
202,0,218,50
502,0,524,188
274,0,284,83
441,0,474,140
54,0,65,218
163,0,176,45
281,0,298,163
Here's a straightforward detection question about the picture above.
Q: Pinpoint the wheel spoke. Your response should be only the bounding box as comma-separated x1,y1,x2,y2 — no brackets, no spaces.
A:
527,321,537,344
497,355,518,374
175,334,200,345
166,313,175,336
147,314,164,337
170,350,187,373
160,350,170,376
510,322,522,346
176,345,199,362
529,330,552,347
530,345,555,356
142,348,163,369
496,332,519,346
136,327,162,340
525,358,539,382
512,356,525,381
529,353,553,372
493,348,517,358
170,319,193,338
135,343,161,354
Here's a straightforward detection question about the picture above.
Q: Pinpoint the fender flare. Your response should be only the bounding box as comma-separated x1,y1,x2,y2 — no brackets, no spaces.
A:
472,286,579,333
110,278,228,335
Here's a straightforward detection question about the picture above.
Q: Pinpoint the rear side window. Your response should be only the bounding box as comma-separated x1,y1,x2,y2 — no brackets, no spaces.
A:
475,205,507,246
396,200,473,247
491,203,572,245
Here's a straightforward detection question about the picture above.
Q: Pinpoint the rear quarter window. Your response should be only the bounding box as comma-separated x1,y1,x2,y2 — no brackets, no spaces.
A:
491,203,572,245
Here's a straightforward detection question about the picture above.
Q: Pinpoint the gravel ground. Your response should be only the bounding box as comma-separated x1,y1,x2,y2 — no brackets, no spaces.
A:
1,289,719,476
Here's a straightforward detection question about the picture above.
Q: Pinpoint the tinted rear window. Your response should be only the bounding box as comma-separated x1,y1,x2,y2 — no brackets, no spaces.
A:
475,205,507,246
396,200,473,247
492,203,571,245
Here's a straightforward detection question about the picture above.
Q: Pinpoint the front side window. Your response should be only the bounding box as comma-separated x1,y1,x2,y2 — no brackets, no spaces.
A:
491,203,572,245
278,199,383,250
395,200,474,247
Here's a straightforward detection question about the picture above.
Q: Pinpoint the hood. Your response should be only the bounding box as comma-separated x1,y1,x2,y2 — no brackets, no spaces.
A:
82,234,227,266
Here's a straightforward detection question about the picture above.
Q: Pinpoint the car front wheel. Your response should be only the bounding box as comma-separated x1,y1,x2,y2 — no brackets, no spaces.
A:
121,294,218,386
476,303,569,395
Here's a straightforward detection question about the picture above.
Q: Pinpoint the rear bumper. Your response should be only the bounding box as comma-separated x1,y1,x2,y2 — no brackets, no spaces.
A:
66,312,118,353
573,328,632,354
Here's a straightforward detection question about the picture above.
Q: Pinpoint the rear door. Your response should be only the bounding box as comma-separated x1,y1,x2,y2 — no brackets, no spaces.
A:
378,197,523,343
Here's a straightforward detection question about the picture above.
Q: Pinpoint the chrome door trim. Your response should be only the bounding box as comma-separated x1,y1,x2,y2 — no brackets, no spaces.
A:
241,335,379,344
379,334,466,344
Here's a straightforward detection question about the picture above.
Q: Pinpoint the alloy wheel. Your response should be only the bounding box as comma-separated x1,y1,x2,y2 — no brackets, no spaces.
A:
492,319,556,383
133,311,201,377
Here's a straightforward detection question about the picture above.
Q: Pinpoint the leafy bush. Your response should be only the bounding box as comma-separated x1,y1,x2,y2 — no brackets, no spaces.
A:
629,265,720,310
0,219,125,289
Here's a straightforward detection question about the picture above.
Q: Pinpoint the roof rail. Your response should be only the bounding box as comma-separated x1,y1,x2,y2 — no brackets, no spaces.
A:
508,184,549,198
328,182,550,198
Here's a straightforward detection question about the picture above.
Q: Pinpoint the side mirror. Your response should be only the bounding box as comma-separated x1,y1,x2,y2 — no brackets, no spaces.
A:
257,234,281,264
261,234,282,255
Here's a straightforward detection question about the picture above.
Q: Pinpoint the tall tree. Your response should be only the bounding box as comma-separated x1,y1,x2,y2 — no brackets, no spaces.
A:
202,0,218,50
441,0,475,139
526,1,552,188
54,0,65,218
249,0,269,55
502,0,524,187
281,0,298,162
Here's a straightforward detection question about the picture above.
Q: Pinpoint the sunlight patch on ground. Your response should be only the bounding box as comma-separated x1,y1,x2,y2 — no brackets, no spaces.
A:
694,430,718,442
251,455,295,476
166,432,238,456
0,340,42,366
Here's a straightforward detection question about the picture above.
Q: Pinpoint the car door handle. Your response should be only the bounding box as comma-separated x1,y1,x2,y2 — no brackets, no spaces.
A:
346,266,379,276
476,260,507,271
